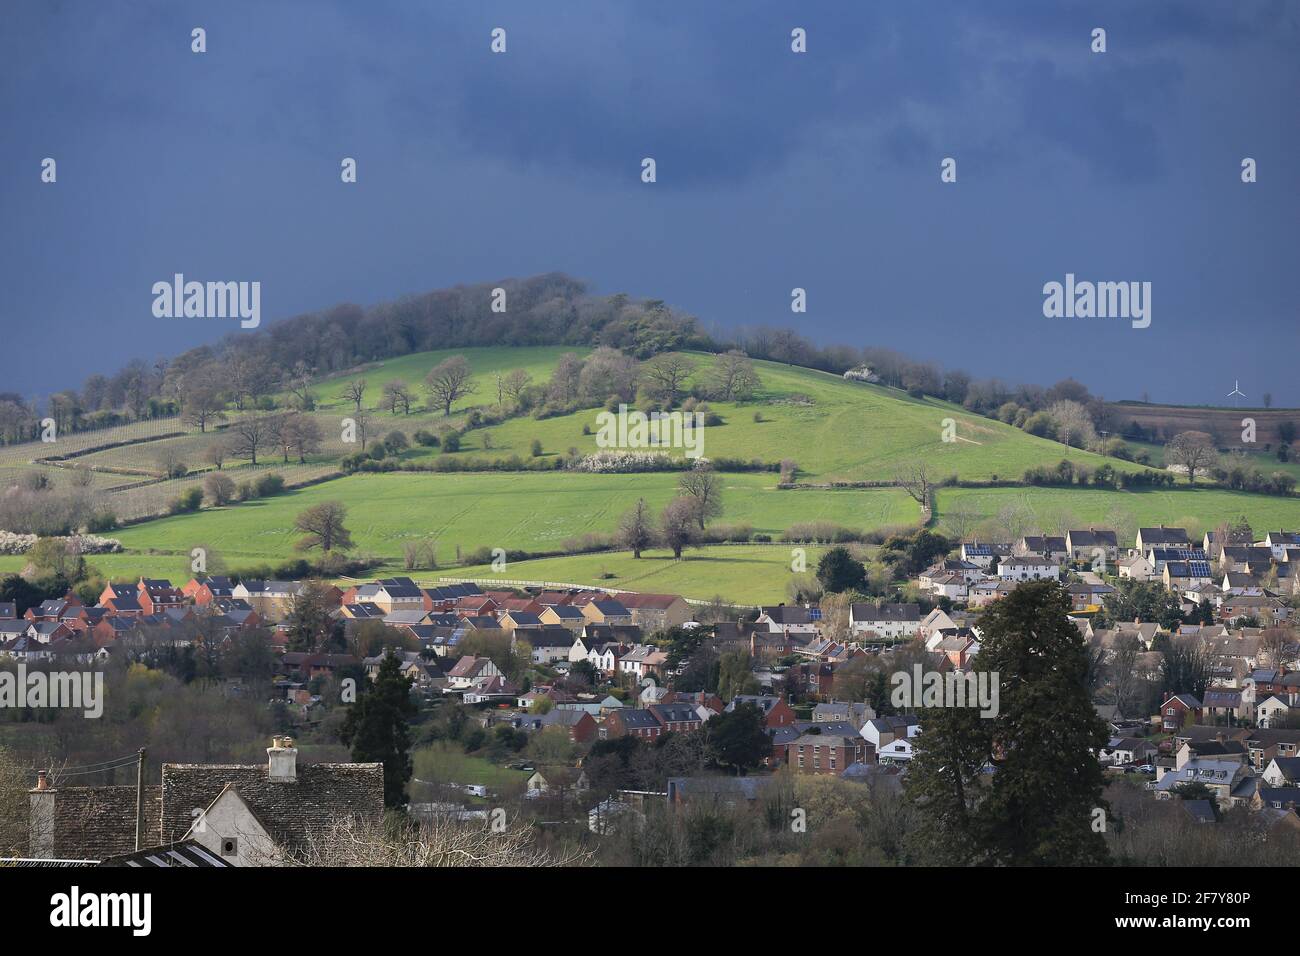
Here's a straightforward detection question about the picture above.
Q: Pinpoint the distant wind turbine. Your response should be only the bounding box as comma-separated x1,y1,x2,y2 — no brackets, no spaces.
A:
1227,380,1245,405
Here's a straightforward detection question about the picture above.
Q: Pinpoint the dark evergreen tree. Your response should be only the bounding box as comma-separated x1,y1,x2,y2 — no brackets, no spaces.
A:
907,581,1111,866
816,546,866,593
341,653,416,808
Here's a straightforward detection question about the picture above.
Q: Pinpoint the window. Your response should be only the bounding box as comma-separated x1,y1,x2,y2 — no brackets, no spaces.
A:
221,837,238,857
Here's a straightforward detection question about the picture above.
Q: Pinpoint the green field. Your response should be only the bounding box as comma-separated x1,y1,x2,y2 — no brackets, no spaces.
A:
935,485,1300,541
449,544,832,605
99,472,917,575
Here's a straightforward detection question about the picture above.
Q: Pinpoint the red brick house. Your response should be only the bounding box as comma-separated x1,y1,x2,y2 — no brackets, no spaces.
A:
604,708,662,740
725,694,796,728
1161,694,1203,733
788,732,868,775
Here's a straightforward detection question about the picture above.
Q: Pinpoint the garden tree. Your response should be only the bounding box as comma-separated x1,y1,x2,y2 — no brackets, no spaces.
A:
1166,431,1218,485
907,581,1111,866
616,497,657,558
295,812,591,867
1261,627,1290,667
547,352,584,403
640,352,695,406
1160,640,1212,699
284,580,344,652
341,378,367,412
1278,420,1298,445
677,463,723,530
1109,635,1143,719
705,703,770,774
0,744,32,856
501,367,532,405
528,725,577,765
341,653,416,808
381,379,414,415
709,349,760,401
1104,579,1184,630
828,653,873,702
293,501,354,553
27,537,86,582
228,414,271,465
424,355,477,415
659,497,696,558
816,590,855,643
458,631,529,682
816,547,867,593
717,649,759,700
221,625,277,679
203,472,236,506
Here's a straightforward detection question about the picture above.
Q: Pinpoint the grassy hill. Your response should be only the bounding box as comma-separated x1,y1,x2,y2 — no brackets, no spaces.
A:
395,351,1157,483
4,344,1295,603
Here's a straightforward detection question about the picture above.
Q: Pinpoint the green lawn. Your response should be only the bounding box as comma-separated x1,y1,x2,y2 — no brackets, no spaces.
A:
412,741,530,791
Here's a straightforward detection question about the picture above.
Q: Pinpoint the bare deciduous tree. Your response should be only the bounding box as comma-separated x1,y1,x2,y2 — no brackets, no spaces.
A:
342,378,367,412
617,498,657,558
294,500,354,553
228,415,272,466
677,464,724,530
290,813,592,867
710,350,760,402
893,459,933,508
660,497,696,559
382,379,414,415
425,356,477,416
1166,431,1218,485
641,353,696,406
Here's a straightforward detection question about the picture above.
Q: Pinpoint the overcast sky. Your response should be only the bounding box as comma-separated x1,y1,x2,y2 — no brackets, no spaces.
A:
2,0,1297,405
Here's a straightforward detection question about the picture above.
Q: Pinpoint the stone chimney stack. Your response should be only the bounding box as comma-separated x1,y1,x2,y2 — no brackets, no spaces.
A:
268,736,297,782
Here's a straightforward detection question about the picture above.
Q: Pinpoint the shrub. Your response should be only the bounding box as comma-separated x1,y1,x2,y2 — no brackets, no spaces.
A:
530,438,543,457
169,487,204,514
255,473,286,497
203,472,236,506
413,430,439,447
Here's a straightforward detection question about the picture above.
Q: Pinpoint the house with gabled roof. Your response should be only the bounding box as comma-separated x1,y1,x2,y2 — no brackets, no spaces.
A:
1135,525,1191,553
582,598,633,626
615,592,692,630
26,736,382,865
1015,535,1068,563
849,603,921,640
1065,527,1119,562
